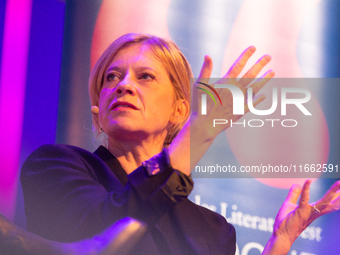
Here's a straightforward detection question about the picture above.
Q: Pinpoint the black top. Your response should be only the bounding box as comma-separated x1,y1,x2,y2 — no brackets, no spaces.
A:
21,144,236,254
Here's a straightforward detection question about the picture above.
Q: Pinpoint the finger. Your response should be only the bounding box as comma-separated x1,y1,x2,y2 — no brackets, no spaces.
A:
299,179,312,208
239,55,272,87
197,55,213,84
331,191,340,211
244,69,274,108
192,56,213,115
224,46,256,80
250,69,275,95
243,55,272,79
251,94,266,107
244,93,266,115
285,184,303,205
318,180,340,204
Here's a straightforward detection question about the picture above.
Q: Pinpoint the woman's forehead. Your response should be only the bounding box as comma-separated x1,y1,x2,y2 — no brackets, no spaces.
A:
107,44,166,71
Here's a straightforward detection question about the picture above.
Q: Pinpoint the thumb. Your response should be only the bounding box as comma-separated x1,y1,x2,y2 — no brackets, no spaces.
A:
197,55,213,82
192,56,213,115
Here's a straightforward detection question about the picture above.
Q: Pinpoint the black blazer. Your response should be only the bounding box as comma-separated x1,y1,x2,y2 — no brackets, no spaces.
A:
21,144,236,254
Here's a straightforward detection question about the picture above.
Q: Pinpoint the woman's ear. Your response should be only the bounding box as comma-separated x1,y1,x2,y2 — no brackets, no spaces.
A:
170,100,189,124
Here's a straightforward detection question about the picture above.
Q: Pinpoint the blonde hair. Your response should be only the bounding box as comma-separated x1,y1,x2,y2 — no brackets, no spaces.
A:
89,33,192,146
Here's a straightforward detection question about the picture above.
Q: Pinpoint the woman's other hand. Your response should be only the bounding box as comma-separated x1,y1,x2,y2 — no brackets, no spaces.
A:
262,180,340,255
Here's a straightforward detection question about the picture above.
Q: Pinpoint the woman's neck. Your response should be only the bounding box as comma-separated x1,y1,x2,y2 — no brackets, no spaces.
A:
107,136,165,174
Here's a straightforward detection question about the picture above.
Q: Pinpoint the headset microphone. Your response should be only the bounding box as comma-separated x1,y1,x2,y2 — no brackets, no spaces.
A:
91,106,99,114
91,106,103,131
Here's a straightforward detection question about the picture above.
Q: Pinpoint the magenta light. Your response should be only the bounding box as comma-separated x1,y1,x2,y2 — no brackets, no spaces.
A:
0,0,32,220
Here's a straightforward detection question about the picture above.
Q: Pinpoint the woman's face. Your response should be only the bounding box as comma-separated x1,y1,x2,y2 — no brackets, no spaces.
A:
98,44,178,143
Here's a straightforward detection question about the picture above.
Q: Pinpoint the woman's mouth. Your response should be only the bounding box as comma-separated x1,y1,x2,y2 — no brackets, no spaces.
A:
111,101,138,111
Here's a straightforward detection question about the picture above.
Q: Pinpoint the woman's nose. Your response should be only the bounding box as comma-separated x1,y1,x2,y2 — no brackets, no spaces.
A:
115,75,135,95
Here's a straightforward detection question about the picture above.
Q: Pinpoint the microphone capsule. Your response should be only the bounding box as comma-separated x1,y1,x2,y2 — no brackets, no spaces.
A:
91,106,99,114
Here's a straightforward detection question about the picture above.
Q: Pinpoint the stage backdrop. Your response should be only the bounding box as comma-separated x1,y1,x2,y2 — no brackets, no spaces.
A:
0,0,339,254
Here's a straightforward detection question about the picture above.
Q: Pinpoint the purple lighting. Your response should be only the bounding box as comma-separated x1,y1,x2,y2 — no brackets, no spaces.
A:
0,0,32,220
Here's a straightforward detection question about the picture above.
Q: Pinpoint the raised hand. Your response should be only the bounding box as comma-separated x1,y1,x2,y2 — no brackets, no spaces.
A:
192,46,275,139
169,46,274,174
262,180,340,255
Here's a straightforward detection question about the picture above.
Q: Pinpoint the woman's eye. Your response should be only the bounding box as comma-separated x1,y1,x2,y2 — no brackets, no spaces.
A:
106,73,119,81
140,73,155,80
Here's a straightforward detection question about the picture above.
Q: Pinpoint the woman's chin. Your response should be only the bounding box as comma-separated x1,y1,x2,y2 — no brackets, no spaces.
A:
106,127,149,142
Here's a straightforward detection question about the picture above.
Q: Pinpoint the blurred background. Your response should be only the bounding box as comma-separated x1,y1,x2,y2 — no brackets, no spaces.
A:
0,0,339,254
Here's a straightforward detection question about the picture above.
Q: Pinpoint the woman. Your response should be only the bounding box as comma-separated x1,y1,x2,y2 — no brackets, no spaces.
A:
17,33,340,254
